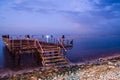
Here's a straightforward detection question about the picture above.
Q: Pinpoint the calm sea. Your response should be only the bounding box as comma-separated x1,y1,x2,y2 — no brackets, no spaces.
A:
0,35,120,71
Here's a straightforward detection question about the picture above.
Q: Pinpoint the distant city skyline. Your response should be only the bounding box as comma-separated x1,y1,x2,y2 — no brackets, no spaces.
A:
0,0,120,35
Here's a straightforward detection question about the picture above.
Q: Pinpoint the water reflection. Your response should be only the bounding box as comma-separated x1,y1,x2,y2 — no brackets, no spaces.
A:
1,46,42,71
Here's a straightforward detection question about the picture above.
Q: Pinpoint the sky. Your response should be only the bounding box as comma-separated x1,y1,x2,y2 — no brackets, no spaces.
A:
0,0,120,35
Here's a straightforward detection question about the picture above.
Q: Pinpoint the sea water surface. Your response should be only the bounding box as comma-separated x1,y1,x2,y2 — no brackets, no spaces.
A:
66,35,120,63
0,35,120,71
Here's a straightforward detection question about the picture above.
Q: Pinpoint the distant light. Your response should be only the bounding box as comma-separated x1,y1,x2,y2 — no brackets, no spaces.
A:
46,35,50,42
46,35,50,39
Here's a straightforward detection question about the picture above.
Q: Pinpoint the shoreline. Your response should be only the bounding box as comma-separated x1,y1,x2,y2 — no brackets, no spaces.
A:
0,54,120,80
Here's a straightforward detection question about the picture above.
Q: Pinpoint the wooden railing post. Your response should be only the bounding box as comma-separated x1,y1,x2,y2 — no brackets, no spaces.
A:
57,38,67,51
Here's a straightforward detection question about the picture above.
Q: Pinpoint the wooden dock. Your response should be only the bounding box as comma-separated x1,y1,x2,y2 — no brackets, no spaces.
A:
2,35,73,67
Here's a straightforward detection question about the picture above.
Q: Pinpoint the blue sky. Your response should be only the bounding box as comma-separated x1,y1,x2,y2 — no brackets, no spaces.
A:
0,0,120,35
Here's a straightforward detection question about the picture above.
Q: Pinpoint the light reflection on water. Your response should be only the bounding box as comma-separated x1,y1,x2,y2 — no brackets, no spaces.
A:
0,35,120,70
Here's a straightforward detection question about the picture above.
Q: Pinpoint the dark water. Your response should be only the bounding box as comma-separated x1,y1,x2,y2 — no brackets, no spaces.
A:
0,35,120,71
67,35,120,63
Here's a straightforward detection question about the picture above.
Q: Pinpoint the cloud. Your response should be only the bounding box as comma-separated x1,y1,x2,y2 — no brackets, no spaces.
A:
11,0,95,13
11,0,120,19
12,0,56,11
0,0,120,35
14,0,26,4
0,15,5,19
11,6,33,12
60,0,120,35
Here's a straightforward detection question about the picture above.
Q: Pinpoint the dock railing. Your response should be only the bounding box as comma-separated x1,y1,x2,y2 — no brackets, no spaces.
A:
57,38,73,50
2,35,73,52
34,39,44,53
57,38,67,51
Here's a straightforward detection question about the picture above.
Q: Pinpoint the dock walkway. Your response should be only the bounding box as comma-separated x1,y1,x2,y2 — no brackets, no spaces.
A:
2,35,73,67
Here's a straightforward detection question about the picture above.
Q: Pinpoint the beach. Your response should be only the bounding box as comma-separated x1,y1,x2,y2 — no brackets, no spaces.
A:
0,55,120,80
